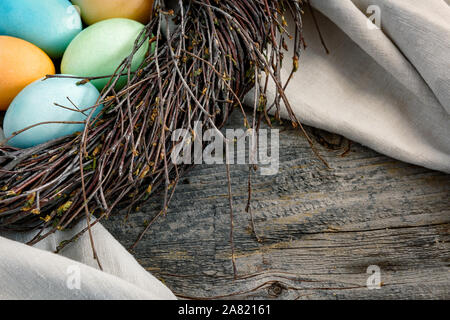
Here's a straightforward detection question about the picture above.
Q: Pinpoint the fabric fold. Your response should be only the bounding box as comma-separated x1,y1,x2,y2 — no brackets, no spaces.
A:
311,0,447,112
245,0,450,173
0,221,176,300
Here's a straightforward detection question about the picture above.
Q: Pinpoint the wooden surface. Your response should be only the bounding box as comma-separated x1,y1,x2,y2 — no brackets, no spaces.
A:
104,111,450,300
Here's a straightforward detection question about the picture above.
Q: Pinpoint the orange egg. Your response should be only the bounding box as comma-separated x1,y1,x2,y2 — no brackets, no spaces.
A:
72,0,154,25
0,36,55,111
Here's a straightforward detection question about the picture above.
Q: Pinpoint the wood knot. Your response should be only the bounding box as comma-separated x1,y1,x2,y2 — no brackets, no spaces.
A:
267,282,285,297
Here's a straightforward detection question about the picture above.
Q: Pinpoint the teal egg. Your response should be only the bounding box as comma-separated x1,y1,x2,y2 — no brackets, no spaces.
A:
0,0,82,58
61,18,150,91
3,76,103,149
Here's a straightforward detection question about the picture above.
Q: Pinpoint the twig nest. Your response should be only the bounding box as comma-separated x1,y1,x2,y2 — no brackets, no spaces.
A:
0,0,305,244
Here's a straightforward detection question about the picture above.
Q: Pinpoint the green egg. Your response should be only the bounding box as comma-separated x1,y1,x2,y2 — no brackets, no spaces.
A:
61,18,151,90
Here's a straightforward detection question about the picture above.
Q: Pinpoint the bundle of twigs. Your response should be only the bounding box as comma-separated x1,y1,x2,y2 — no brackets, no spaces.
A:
0,0,307,248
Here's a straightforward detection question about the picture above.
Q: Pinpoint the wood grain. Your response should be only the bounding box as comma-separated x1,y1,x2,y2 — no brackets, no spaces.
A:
104,111,450,300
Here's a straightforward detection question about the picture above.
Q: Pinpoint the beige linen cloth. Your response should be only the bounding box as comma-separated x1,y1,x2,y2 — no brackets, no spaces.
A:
1,0,449,299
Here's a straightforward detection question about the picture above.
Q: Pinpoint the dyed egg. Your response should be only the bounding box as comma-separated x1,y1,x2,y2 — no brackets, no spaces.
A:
0,0,82,58
0,36,55,111
61,18,150,90
3,76,103,149
72,0,154,25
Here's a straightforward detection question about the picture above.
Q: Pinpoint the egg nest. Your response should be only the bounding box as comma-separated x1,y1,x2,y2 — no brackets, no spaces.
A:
0,0,305,246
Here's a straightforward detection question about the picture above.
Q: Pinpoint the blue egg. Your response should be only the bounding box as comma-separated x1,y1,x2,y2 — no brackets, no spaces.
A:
3,76,103,149
0,0,82,58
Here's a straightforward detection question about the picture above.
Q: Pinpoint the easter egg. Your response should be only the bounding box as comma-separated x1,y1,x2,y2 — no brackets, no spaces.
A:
3,76,103,149
72,0,154,25
61,18,150,90
0,0,82,58
0,36,55,111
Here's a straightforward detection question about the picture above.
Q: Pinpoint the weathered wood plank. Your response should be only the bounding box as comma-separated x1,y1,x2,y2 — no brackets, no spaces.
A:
104,111,450,299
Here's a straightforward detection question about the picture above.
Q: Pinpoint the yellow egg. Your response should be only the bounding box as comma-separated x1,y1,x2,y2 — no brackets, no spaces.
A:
0,36,55,111
72,0,154,25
